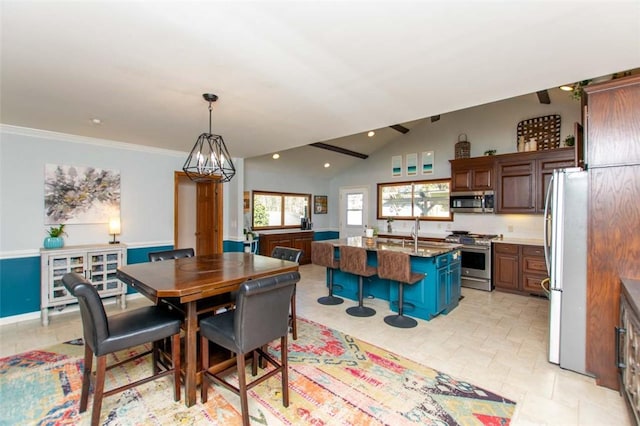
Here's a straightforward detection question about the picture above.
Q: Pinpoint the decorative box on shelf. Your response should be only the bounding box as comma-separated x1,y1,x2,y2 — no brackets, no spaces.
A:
40,243,127,326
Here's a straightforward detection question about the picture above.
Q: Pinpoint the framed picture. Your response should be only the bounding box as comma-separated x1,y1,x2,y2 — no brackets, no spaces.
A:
406,153,418,176
314,195,328,214
421,151,434,175
391,155,402,177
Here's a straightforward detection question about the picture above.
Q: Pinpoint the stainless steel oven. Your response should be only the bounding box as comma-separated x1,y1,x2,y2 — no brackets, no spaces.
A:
445,232,496,291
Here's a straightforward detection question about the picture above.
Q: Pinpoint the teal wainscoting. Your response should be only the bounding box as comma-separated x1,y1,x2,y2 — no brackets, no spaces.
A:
0,256,41,318
313,231,339,241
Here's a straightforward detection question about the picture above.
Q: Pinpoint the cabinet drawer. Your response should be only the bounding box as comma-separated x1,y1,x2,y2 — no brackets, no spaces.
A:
522,245,544,257
436,255,449,268
523,256,547,274
494,243,518,254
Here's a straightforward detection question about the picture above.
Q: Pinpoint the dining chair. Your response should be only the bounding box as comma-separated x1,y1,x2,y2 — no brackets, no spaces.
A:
62,272,182,426
376,250,423,328
270,246,303,340
148,247,194,262
199,271,300,426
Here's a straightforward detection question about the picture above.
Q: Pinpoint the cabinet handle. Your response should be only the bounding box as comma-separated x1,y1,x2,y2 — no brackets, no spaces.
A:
616,326,627,369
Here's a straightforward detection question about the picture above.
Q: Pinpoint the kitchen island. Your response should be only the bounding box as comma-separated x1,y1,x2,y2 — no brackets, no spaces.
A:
320,236,462,321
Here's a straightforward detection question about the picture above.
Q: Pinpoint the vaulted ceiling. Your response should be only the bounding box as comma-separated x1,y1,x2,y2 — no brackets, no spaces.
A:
2,1,639,167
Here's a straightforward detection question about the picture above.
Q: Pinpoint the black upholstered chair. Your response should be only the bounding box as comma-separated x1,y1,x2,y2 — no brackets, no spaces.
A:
311,241,343,305
339,245,377,317
62,272,182,426
148,248,233,317
376,250,423,328
270,246,303,340
199,272,300,426
148,247,194,262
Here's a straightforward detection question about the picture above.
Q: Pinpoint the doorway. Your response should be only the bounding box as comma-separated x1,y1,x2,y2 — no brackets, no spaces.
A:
174,171,223,255
339,186,369,238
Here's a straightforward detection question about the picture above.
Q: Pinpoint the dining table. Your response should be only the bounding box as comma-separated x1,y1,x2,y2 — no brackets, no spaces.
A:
116,251,300,407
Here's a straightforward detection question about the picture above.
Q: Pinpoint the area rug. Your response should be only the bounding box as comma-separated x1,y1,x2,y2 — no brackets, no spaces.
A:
0,318,516,425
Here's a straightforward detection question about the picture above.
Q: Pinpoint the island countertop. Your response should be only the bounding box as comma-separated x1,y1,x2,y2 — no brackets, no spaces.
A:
321,236,462,258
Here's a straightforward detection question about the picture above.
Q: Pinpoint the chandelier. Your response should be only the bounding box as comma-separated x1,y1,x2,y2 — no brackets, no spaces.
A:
183,93,236,182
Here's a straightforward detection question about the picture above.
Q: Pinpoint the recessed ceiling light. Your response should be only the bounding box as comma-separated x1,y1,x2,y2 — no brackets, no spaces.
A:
367,131,375,137
559,85,574,91
324,163,330,168
272,153,280,159
91,118,102,125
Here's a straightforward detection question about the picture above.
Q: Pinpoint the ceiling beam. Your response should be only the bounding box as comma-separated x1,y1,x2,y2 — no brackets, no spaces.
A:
431,115,441,122
536,90,551,104
389,124,410,134
309,142,369,159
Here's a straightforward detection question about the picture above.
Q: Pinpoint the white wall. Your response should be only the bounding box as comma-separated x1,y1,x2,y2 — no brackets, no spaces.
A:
327,88,581,239
0,125,243,255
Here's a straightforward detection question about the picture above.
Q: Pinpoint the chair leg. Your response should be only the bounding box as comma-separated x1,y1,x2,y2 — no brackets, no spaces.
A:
152,341,160,374
172,333,181,402
317,268,344,305
290,286,297,340
237,352,250,426
346,276,376,317
80,344,93,413
200,335,210,403
281,335,289,408
91,355,107,426
384,282,417,328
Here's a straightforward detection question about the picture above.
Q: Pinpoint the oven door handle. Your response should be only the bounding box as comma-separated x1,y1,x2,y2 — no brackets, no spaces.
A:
462,276,490,283
462,245,491,251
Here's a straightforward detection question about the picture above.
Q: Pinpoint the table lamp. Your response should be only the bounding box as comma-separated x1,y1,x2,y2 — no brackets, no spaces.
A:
109,217,121,244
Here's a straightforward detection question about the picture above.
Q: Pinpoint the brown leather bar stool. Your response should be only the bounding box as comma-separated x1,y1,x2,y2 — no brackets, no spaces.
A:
311,241,343,305
340,245,377,317
377,250,423,328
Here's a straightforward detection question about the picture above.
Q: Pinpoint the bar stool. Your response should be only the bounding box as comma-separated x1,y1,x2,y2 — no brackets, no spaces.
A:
377,250,422,328
311,241,343,305
340,245,377,317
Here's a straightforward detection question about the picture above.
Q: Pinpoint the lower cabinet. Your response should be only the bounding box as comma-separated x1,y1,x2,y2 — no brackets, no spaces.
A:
619,278,640,425
493,242,547,296
259,230,314,264
40,243,127,325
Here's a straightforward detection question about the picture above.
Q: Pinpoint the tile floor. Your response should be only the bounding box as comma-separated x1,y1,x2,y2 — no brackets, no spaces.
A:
0,263,631,425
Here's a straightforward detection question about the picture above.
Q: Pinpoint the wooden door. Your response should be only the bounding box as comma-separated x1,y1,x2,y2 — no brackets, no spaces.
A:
174,172,223,256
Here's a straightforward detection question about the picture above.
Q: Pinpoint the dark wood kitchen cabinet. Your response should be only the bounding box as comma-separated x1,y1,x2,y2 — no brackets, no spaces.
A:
495,148,575,214
259,230,314,265
449,156,495,191
584,74,640,391
493,242,547,296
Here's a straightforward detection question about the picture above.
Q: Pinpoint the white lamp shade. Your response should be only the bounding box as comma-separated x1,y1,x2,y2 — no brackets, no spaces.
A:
109,217,121,235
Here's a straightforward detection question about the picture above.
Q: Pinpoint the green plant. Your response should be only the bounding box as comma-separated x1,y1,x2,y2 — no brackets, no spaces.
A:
484,149,496,156
564,135,575,147
570,80,591,100
386,217,394,223
46,224,67,238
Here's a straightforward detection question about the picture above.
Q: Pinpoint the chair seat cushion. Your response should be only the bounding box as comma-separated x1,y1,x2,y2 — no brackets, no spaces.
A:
95,306,182,356
199,310,239,353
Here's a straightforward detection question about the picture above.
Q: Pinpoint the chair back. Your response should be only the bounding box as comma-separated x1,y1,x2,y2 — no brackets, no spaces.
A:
148,248,194,262
62,272,109,353
377,250,412,283
271,246,302,263
339,246,371,275
234,271,300,353
311,242,339,269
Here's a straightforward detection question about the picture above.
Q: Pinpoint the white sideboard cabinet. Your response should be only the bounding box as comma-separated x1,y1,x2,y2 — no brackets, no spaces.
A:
40,243,127,325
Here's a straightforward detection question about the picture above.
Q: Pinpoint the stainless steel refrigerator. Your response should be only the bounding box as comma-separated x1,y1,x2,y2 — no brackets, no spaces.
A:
543,167,590,375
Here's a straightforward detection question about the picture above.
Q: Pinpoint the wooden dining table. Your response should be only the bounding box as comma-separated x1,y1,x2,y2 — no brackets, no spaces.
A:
116,252,299,407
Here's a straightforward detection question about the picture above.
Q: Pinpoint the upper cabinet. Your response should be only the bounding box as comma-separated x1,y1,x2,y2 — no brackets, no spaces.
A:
495,148,575,214
449,156,495,191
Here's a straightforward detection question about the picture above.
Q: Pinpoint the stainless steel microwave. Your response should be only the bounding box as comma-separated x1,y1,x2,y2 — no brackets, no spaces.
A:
450,191,494,213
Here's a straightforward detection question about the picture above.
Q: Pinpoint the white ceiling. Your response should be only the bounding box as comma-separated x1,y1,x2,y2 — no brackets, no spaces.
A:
2,1,639,170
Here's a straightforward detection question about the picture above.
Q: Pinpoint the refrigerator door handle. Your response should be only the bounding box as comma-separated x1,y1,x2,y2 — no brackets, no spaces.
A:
543,174,554,274
616,326,627,369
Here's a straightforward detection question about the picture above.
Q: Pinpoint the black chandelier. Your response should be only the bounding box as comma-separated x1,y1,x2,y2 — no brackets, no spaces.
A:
183,93,236,182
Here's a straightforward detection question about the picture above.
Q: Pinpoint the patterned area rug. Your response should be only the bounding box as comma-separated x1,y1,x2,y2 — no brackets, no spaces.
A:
0,318,515,425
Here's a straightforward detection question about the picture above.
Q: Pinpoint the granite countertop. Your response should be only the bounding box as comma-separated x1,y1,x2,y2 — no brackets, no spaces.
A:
376,231,448,240
493,237,544,246
322,236,461,258
256,229,314,235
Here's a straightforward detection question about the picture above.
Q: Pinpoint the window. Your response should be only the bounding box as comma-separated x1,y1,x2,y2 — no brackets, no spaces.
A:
377,179,452,220
252,191,311,229
346,192,363,226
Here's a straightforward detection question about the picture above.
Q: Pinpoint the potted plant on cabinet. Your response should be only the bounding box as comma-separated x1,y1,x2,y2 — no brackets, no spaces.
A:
44,224,67,249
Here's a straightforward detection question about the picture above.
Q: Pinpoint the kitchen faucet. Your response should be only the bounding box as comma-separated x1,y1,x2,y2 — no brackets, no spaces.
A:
411,216,420,252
